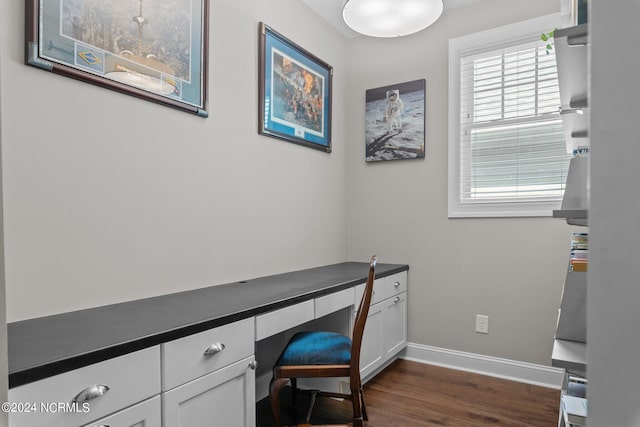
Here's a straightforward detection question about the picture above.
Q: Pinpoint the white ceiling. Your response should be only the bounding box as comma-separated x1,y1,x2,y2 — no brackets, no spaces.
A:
301,0,487,38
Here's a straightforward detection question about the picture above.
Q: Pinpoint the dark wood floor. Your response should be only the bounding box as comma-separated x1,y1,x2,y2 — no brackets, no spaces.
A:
257,359,560,427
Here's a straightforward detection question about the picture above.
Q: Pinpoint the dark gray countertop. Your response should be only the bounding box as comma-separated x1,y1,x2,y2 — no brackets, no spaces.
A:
8,262,408,388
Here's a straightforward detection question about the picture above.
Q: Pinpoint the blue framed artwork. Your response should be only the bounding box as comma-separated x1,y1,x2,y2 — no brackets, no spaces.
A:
258,23,333,152
26,0,209,117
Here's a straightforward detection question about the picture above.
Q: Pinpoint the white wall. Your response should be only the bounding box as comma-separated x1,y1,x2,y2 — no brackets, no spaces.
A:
0,0,350,322
588,1,640,425
345,0,571,365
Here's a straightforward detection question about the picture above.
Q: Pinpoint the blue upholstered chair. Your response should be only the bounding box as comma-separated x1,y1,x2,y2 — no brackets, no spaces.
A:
269,256,377,427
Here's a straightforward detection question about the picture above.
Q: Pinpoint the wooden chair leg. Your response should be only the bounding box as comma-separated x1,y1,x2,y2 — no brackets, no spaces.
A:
291,377,298,407
350,384,364,427
269,377,290,427
360,387,368,421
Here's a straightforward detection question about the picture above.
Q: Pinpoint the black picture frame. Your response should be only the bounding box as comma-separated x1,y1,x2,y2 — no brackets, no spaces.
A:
258,22,333,152
26,0,210,117
365,79,426,162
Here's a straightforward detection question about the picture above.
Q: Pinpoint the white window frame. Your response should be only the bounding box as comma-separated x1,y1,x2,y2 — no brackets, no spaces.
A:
448,14,565,218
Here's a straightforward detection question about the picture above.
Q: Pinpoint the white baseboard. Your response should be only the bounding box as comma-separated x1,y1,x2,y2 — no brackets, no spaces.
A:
401,342,564,389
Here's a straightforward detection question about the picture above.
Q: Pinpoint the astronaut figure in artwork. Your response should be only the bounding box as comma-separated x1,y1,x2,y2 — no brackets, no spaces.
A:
384,89,404,132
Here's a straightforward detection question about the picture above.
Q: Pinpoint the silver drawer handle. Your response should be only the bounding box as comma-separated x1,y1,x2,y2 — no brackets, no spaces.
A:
249,360,258,370
73,384,110,404
204,342,226,356
394,296,401,303
394,281,400,288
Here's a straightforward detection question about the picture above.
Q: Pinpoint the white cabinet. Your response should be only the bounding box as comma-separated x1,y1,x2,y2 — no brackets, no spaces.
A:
359,302,385,379
384,291,407,360
8,346,161,427
161,318,256,427
162,356,256,427
356,271,408,381
81,395,161,427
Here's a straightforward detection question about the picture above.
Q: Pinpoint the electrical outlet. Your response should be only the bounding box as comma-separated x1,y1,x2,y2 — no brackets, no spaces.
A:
476,314,489,334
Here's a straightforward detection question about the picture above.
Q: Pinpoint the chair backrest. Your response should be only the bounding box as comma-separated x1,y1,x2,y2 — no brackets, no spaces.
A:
350,255,377,375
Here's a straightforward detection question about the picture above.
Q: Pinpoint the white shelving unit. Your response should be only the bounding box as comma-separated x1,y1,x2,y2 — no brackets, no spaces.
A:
555,23,589,155
552,20,590,427
553,155,589,226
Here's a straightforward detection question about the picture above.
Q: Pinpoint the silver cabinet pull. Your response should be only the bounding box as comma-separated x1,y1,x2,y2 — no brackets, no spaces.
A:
249,360,258,370
394,281,400,288
204,342,225,356
394,296,401,303
73,384,110,403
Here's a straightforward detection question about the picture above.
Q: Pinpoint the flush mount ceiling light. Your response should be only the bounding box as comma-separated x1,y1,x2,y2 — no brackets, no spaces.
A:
342,0,444,38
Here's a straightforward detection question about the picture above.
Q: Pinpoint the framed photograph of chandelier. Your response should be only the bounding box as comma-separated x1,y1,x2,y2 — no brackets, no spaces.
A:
258,22,333,152
25,0,209,117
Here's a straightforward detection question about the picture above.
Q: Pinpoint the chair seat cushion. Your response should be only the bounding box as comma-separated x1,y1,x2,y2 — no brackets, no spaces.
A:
276,331,352,366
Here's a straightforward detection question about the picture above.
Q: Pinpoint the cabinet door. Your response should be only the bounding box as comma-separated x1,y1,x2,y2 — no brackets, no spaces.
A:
81,395,160,427
358,302,384,380
384,292,407,360
162,356,256,427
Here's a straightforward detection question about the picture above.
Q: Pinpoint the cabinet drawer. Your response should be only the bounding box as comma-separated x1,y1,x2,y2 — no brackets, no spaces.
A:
255,300,314,341
384,272,407,299
81,395,160,427
355,277,384,307
162,317,254,391
315,287,355,319
9,346,160,427
362,272,406,302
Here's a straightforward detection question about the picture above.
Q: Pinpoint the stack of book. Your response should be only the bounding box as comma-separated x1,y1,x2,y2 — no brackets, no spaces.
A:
562,376,587,426
570,233,588,272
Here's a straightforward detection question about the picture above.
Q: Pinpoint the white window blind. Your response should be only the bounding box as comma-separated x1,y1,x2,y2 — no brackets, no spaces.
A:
449,15,570,217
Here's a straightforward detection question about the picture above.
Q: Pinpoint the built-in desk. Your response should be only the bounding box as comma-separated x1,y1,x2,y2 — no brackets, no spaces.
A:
7,262,408,427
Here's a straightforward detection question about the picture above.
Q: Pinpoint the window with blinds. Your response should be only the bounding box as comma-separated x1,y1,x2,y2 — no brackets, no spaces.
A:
448,15,570,217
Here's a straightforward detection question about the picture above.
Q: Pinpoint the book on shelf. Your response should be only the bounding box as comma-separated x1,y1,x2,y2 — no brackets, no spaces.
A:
570,232,589,272
566,377,587,398
570,258,588,272
562,394,587,426
571,233,589,250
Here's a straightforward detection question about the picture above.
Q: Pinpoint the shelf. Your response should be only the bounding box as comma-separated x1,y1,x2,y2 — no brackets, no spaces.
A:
553,209,588,218
553,210,588,226
555,23,589,154
552,339,587,375
555,156,589,226
555,271,586,343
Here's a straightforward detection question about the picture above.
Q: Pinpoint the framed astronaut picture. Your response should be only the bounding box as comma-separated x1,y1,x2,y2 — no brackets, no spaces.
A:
258,22,333,152
365,79,426,162
25,0,210,117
